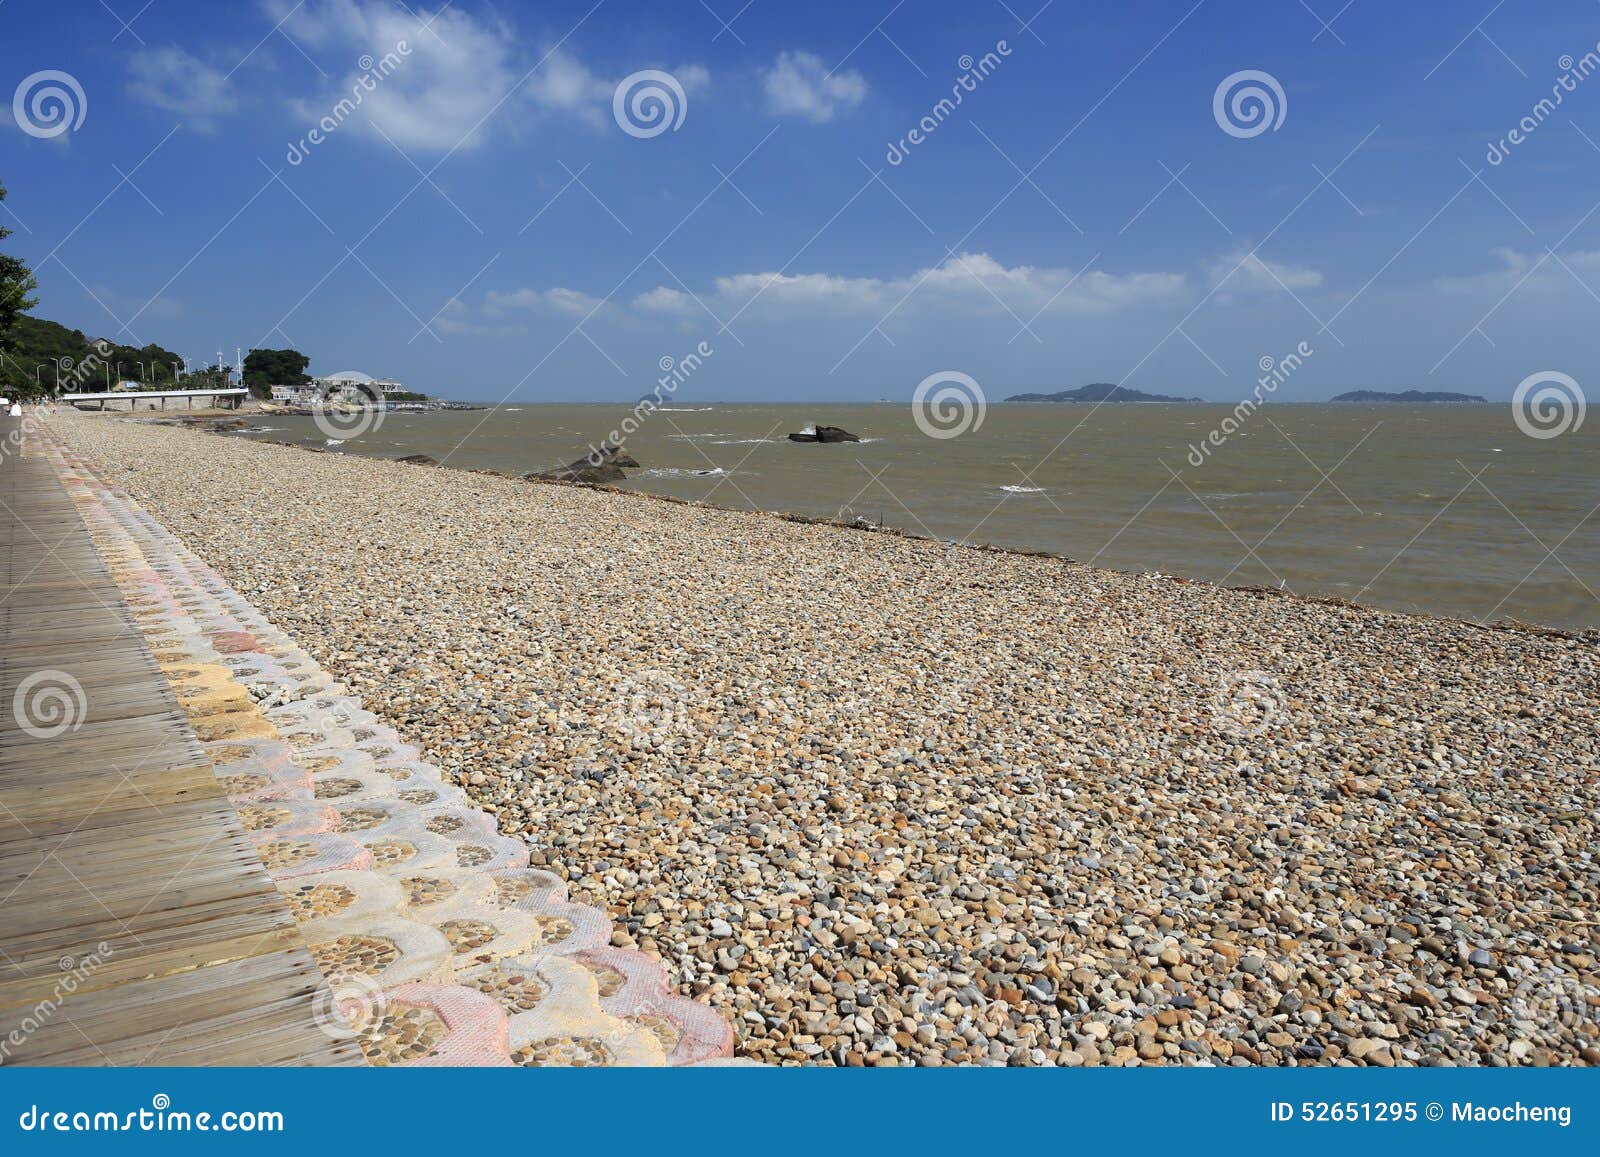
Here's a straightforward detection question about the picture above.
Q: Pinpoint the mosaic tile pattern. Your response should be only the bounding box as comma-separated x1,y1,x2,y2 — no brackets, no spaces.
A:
40,429,738,1068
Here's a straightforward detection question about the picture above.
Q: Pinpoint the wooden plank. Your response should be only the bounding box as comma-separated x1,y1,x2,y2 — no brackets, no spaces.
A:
0,419,355,1066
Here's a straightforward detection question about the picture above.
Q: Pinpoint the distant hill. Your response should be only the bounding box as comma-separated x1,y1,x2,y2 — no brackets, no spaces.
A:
1330,389,1488,403
1005,382,1203,403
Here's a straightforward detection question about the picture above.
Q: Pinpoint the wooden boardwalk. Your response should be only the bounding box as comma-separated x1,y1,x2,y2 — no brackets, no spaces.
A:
0,418,356,1065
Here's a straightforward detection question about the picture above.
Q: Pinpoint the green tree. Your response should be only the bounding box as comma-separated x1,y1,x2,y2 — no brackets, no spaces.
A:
103,339,184,388
0,179,40,363
242,348,311,398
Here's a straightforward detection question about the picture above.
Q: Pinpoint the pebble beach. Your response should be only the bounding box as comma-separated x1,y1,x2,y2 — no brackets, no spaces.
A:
47,412,1599,1067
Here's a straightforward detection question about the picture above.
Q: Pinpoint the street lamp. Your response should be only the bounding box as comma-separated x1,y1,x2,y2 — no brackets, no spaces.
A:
34,364,46,386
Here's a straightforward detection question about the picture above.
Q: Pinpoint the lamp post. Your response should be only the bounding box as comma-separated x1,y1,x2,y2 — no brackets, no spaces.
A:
34,364,46,386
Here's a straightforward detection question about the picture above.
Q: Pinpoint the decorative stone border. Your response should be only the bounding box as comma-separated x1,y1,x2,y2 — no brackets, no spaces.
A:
33,427,739,1068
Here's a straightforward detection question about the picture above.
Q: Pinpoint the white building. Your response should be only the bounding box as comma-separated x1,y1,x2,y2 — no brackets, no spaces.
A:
313,371,405,401
269,384,320,404
268,371,407,406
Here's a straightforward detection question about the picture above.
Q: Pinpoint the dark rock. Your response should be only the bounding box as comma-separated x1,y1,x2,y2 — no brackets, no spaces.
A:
526,463,625,485
788,425,861,443
394,453,439,466
526,442,638,485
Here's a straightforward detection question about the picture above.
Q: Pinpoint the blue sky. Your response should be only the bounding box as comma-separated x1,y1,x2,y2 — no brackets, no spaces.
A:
3,0,1600,402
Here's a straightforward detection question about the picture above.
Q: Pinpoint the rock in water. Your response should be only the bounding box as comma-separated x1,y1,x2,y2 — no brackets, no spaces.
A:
528,443,637,485
788,425,861,443
527,462,626,485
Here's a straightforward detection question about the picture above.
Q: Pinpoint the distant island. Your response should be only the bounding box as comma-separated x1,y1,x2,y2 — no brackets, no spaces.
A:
1329,389,1488,403
1005,383,1203,403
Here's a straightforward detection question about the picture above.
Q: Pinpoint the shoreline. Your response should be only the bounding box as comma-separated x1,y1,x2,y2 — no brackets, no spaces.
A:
144,408,1590,643
45,410,1600,1067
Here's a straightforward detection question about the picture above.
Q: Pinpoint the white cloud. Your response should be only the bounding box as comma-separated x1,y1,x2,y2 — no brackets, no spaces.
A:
762,51,866,122
685,251,1185,317
127,46,238,127
1208,249,1324,294
1433,246,1600,296
485,286,609,316
525,50,610,121
272,0,706,150
469,254,1184,352
632,286,697,314
274,0,515,150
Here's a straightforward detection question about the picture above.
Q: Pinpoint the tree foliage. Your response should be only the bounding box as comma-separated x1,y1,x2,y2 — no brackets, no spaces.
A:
242,348,311,398
0,316,185,397
0,179,40,361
